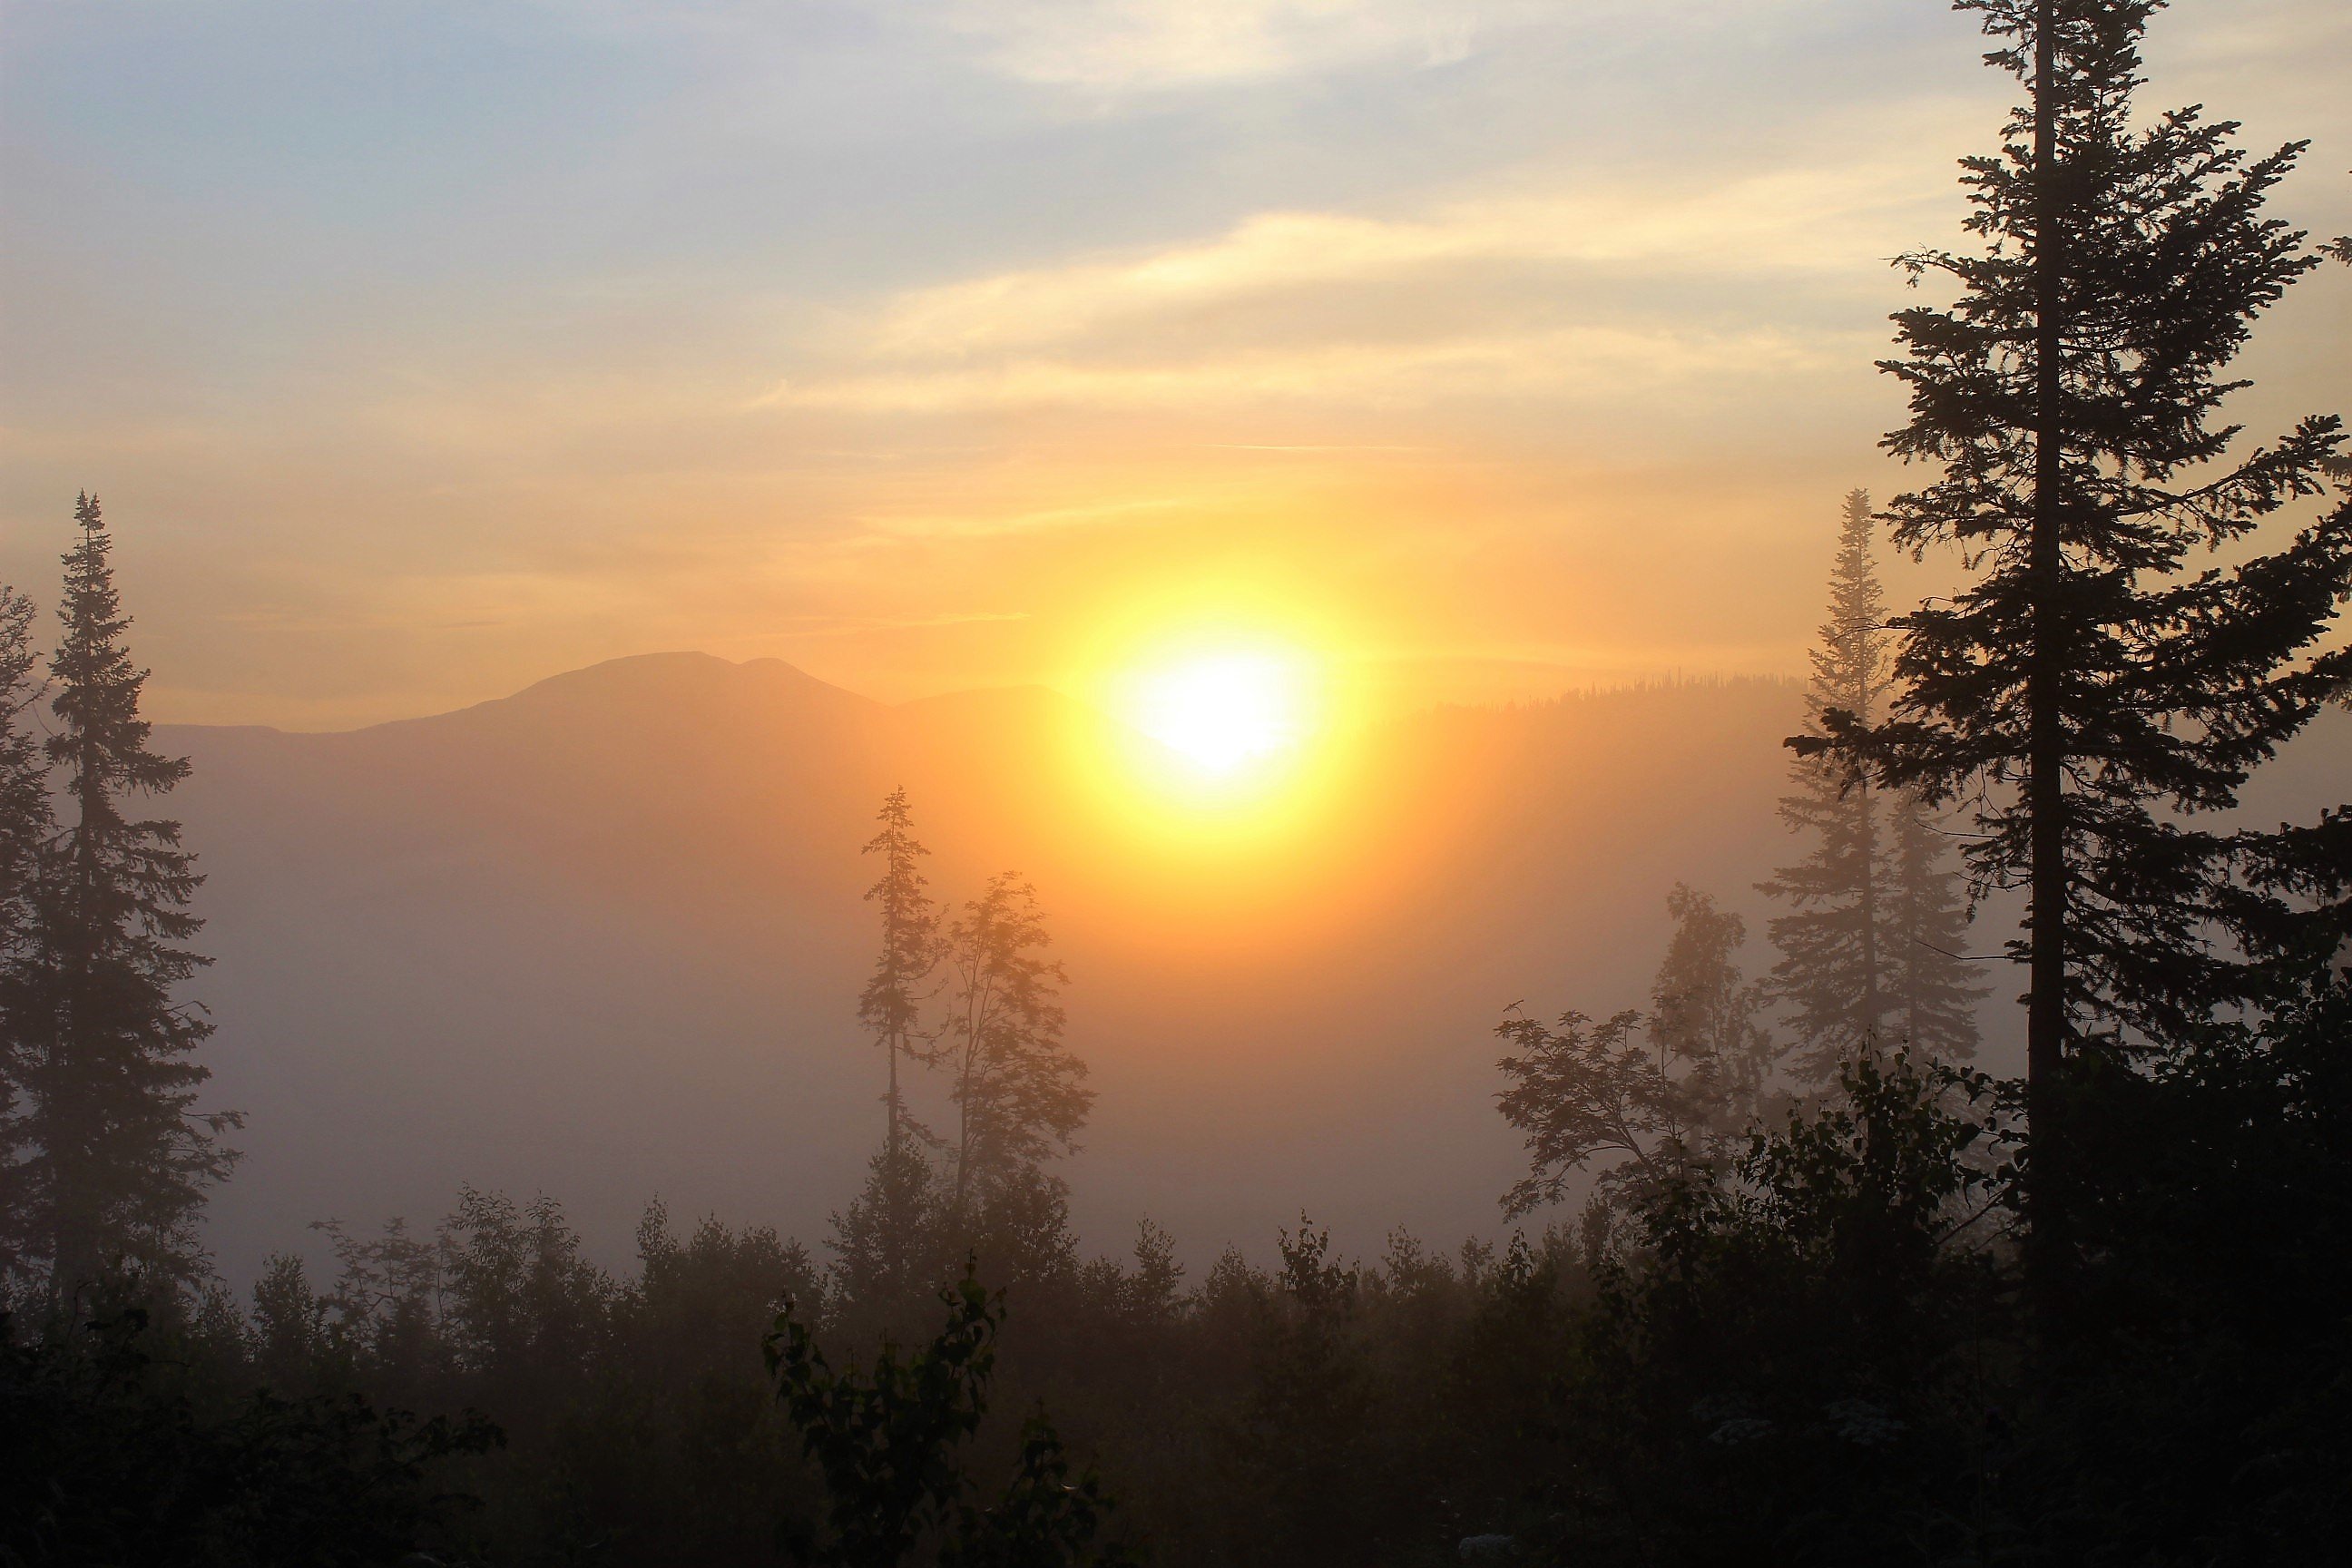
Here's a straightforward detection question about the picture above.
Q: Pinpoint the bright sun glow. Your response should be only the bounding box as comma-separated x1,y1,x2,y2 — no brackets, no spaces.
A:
1130,650,1307,776
1073,597,1358,852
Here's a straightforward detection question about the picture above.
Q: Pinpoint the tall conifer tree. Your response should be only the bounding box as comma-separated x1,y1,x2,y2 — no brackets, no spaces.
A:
0,583,54,1286
1886,798,1987,1064
858,788,939,1160
827,1142,947,1322
16,493,236,1302
0,586,48,922
1764,491,1984,1083
836,789,945,1314
1808,1,2352,1266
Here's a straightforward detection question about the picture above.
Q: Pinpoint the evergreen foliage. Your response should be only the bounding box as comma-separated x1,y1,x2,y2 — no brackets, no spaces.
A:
1808,0,2352,1051
1884,800,1985,1065
0,585,48,926
1794,0,2352,1295
9,494,236,1306
1763,490,1985,1083
828,1141,952,1327
0,583,52,1287
8,6,2350,1563
860,789,941,1161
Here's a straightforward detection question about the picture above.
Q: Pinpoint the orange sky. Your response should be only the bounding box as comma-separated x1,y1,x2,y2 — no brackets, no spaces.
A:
3,0,2346,730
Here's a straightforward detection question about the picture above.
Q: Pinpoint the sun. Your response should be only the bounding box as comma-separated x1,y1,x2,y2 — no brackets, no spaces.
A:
1071,598,1358,846
1129,649,1308,776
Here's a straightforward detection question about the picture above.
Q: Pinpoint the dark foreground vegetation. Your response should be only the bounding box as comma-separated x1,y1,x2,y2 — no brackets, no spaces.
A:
10,995,2352,1566
7,1,2352,1563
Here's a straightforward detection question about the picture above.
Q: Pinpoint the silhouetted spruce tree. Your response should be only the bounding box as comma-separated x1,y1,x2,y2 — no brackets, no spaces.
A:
829,1142,948,1320
1762,491,1984,1084
16,495,237,1305
1807,0,2352,1268
938,875,1092,1243
0,583,52,1288
1886,799,1986,1064
860,788,940,1161
834,790,947,1314
0,586,46,926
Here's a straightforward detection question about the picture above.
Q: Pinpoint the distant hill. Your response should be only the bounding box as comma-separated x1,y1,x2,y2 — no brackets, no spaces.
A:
163,653,2342,1279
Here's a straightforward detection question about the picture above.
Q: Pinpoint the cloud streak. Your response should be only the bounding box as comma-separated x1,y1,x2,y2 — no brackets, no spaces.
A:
765,324,1868,415
752,148,1949,416
856,161,1945,360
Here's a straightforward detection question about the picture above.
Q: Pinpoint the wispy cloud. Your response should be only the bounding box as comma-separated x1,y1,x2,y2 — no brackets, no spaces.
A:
764,325,1867,415
852,161,1943,362
752,147,1945,416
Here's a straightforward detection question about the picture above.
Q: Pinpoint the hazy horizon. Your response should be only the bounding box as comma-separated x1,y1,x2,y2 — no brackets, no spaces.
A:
159,642,1811,738
159,652,1845,1284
